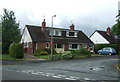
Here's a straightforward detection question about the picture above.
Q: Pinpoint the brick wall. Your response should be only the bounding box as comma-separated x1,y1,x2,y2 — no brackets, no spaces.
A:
37,42,46,49
64,44,69,50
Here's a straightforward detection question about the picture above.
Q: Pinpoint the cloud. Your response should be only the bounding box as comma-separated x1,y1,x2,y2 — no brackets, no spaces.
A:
0,0,119,36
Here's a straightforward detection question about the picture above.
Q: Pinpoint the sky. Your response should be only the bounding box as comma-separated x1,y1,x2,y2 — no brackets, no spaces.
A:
0,0,119,36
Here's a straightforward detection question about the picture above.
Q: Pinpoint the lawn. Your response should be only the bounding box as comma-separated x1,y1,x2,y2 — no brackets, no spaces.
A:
0,54,26,60
91,54,106,57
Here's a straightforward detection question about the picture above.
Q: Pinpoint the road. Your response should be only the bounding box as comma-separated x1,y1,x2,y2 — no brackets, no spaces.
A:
2,55,120,81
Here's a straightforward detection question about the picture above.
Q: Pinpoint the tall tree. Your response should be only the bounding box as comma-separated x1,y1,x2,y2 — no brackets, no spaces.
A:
111,21,120,37
1,9,21,54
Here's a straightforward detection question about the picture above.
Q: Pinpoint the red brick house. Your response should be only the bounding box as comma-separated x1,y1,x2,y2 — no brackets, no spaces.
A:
20,19,93,53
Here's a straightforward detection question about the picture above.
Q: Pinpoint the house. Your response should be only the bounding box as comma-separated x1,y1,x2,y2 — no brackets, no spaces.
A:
20,19,93,53
89,27,118,44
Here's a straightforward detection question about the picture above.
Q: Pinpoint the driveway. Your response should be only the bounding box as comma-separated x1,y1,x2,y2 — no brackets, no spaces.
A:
2,55,119,81
24,53,46,60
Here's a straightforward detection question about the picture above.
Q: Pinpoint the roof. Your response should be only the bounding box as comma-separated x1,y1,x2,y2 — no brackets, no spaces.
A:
90,30,117,44
26,25,93,44
26,25,50,42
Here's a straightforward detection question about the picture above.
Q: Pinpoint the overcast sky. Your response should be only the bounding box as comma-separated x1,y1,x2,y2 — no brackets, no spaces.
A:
0,0,119,36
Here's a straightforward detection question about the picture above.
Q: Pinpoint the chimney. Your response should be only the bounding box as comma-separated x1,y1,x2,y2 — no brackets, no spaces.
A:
70,24,74,30
106,27,110,34
42,19,46,28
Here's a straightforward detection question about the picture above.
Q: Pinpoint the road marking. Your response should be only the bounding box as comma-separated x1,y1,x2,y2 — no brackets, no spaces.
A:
30,71,38,75
46,73,54,75
84,78,90,80
65,77,76,80
38,72,43,73
21,71,29,73
57,75,66,77
69,76,79,79
52,76,62,78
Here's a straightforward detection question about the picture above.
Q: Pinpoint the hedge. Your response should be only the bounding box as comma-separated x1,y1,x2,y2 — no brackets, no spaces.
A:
9,43,24,58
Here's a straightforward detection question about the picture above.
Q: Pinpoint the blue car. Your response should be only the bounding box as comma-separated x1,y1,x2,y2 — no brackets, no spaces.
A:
97,47,116,55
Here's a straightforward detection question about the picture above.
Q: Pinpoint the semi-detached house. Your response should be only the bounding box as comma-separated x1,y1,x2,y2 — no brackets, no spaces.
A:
20,19,93,53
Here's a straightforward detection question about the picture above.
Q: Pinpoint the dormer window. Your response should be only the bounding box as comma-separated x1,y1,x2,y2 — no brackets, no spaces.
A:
66,31,77,37
49,29,61,36
69,32,75,36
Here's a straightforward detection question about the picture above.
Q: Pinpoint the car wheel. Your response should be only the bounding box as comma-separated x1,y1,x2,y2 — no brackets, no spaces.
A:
109,52,112,55
98,53,101,55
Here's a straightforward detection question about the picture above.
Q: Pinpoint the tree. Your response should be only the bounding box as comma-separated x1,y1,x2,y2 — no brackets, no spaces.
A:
1,9,21,54
111,21,120,37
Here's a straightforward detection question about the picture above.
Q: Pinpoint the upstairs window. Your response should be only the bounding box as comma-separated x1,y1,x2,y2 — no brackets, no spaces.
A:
69,32,75,36
49,29,54,35
66,31,77,37
49,29,61,36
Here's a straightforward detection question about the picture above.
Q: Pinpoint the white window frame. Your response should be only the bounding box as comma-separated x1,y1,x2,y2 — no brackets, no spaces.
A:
69,44,79,50
46,42,50,48
66,31,77,37
49,29,61,36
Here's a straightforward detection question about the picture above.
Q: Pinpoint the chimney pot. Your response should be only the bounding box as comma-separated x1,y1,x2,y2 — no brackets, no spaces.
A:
42,19,46,28
106,27,110,34
70,24,74,30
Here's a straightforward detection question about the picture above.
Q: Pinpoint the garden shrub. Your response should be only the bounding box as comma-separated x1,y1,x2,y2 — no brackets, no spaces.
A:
40,51,48,55
74,48,91,57
33,48,42,56
43,48,56,54
9,43,24,58
61,51,73,59
33,48,56,56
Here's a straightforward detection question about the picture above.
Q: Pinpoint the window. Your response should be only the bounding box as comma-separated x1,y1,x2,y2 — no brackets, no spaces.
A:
49,29,61,36
72,44,78,49
69,32,75,36
82,44,87,48
46,42,50,48
69,44,78,49
49,29,54,35
66,31,77,37
55,43,63,48
24,42,30,47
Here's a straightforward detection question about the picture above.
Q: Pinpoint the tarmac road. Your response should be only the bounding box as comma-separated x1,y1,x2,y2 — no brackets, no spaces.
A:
2,55,120,81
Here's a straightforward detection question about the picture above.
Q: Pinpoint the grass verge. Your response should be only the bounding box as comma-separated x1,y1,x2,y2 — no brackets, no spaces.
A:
36,55,49,60
0,54,27,60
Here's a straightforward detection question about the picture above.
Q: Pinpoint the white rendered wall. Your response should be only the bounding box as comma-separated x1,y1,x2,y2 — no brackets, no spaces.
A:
20,27,32,43
90,32,109,44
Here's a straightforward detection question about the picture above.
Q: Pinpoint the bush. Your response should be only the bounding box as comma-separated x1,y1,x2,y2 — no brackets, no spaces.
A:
94,44,119,54
40,51,48,55
43,48,56,54
9,43,24,58
73,48,91,57
52,51,73,60
33,48,42,56
33,48,56,56
61,51,73,59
